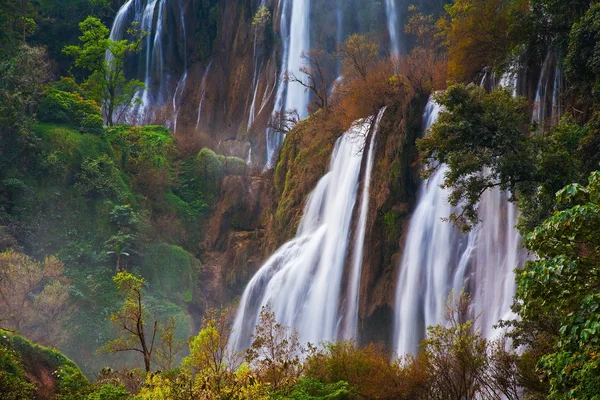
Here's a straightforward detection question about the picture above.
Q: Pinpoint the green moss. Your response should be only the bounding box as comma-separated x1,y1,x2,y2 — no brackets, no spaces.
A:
195,148,224,205
219,155,247,176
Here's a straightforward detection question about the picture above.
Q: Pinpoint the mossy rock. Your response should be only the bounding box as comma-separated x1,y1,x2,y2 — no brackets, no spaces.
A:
218,155,247,176
195,148,225,205
141,243,199,303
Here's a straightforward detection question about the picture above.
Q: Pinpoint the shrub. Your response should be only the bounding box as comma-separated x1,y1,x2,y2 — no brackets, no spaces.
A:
38,79,103,133
75,155,120,199
80,114,104,135
86,384,130,400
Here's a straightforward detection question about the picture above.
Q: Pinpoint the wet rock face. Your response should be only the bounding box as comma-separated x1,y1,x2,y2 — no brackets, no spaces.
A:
200,174,272,306
357,98,425,347
160,0,278,165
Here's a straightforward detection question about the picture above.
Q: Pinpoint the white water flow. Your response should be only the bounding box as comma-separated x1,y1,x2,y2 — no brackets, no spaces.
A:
171,71,187,134
248,0,267,130
342,108,386,340
231,116,376,349
265,0,311,168
109,0,191,124
138,0,167,118
195,59,214,129
171,0,188,134
385,0,401,56
394,85,524,355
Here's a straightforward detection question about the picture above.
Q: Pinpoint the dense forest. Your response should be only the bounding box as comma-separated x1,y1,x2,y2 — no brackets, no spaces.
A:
2,0,600,398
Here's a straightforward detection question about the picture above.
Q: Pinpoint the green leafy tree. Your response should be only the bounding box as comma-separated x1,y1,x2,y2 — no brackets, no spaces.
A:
418,84,532,230
566,3,600,110
181,308,242,396
101,271,157,373
517,171,600,398
63,16,146,125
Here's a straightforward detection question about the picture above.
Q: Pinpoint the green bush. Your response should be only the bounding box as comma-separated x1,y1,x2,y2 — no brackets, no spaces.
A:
38,79,103,133
85,384,130,400
286,377,350,400
75,155,120,199
80,114,104,135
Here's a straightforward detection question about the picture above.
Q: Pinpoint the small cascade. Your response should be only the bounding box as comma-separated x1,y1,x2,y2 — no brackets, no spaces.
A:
532,52,563,127
247,0,267,130
394,100,467,356
195,59,214,129
170,0,188,134
231,114,382,349
108,0,188,124
171,71,187,134
385,0,401,56
265,0,311,168
394,76,526,356
342,107,386,340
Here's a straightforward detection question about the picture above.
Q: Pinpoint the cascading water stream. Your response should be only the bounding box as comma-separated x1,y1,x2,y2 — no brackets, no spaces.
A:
195,59,214,129
108,0,191,124
385,0,401,56
342,107,386,340
265,0,311,169
231,114,382,349
170,0,188,134
394,78,525,355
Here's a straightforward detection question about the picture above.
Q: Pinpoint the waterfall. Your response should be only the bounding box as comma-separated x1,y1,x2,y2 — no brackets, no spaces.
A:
342,108,386,340
195,59,214,129
108,0,188,124
171,71,187,134
170,0,188,134
231,114,382,349
532,52,563,126
393,100,468,356
265,0,311,168
247,0,267,130
385,0,401,56
394,79,525,355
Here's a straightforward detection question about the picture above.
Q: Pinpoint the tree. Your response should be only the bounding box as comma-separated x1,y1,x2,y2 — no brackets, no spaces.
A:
245,305,307,393
436,0,527,81
181,308,241,396
102,271,157,373
516,171,600,398
418,84,532,230
566,3,600,110
153,317,186,371
421,291,521,400
337,34,379,81
63,16,146,125
286,49,332,113
0,250,73,346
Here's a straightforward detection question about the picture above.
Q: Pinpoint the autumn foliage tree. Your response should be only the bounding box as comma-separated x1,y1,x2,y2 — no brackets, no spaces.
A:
0,250,73,346
437,0,527,82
